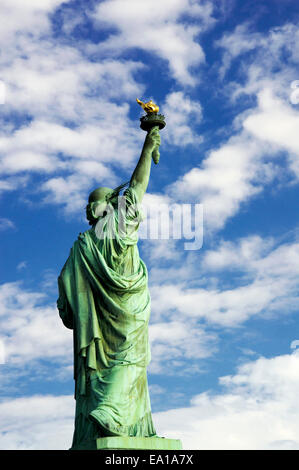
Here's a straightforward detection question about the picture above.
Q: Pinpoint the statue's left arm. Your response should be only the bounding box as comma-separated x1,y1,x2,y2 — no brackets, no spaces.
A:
57,274,73,330
129,126,160,202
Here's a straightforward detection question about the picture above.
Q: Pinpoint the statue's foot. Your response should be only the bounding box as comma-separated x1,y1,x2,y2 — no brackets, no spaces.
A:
89,409,125,437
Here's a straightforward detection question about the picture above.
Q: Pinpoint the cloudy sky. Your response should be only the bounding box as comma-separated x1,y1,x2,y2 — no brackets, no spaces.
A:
1,0,299,450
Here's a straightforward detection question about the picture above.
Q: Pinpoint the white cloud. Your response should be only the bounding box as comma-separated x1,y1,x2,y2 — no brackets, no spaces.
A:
0,111,143,213
168,131,271,231
149,384,166,396
243,89,299,177
42,173,97,214
0,0,147,208
163,23,299,233
154,353,299,449
3,52,144,121
1,151,57,174
92,0,215,85
0,217,15,231
162,91,203,146
151,282,274,327
16,261,27,271
0,394,74,450
139,190,204,252
0,282,72,366
168,88,299,231
215,23,262,78
0,0,70,42
202,235,275,271
0,114,141,173
0,175,30,197
148,253,198,285
202,234,299,281
216,22,299,94
138,192,172,240
148,320,217,374
150,236,299,327
142,239,182,264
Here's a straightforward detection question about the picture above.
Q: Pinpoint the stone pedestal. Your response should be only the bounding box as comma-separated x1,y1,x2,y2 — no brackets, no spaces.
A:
72,436,182,450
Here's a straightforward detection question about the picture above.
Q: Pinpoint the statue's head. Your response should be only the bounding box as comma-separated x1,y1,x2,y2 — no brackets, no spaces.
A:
86,187,114,226
86,181,130,226
88,187,113,204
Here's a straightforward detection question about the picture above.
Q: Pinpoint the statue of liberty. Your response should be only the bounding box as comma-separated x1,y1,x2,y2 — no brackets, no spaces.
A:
57,114,162,449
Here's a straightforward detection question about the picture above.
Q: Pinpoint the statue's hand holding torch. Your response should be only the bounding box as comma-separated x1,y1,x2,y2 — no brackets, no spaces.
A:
136,98,166,165
144,126,161,164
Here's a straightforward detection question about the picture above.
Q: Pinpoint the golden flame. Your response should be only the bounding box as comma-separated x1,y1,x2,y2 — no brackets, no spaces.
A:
136,98,159,114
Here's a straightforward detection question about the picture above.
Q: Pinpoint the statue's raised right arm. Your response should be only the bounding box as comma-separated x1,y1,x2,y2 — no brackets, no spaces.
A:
129,126,161,202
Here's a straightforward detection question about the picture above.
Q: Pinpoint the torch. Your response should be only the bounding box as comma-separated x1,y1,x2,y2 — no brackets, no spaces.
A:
136,98,166,164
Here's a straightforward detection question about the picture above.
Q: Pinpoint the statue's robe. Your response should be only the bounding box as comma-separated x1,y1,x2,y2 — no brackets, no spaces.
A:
57,188,156,448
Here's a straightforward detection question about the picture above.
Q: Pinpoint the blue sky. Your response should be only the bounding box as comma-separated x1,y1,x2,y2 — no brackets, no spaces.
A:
1,0,299,450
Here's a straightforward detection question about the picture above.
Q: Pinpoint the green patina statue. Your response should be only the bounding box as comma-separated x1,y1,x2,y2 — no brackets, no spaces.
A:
57,103,163,450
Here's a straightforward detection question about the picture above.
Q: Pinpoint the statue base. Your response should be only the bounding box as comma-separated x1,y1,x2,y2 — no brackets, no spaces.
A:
71,436,182,450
